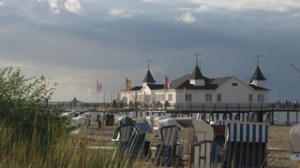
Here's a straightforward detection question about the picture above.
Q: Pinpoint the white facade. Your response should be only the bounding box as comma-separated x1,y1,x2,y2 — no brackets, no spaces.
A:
119,65,269,107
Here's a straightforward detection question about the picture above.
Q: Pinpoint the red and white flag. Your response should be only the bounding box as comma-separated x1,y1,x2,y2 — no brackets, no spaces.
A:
96,81,102,93
164,75,169,91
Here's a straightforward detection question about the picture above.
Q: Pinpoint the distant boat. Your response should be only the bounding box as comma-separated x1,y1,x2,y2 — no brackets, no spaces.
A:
290,123,300,160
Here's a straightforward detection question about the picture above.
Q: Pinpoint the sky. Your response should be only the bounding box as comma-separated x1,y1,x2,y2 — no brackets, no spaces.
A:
1,0,300,102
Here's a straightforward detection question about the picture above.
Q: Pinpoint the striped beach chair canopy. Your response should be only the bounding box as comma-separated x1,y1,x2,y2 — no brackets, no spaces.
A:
133,121,152,135
225,121,269,143
160,125,179,145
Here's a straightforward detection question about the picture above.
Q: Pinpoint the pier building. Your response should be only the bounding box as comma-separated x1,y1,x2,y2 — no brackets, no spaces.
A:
119,61,269,109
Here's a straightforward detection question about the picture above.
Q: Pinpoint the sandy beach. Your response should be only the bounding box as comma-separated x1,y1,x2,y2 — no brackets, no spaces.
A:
268,125,300,168
83,122,300,168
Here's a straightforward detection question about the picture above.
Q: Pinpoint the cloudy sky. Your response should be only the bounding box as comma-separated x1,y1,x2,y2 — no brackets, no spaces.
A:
1,0,300,102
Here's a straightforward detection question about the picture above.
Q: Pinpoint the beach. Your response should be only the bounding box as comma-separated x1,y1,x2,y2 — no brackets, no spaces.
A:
268,125,300,168
81,118,300,168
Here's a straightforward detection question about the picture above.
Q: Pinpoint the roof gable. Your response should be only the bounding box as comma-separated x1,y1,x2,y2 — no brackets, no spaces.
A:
214,76,254,91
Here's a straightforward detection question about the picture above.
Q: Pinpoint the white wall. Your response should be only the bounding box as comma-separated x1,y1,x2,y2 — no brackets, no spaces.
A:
119,77,269,106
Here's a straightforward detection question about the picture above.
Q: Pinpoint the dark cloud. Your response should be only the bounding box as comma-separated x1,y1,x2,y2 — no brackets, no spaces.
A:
1,0,300,101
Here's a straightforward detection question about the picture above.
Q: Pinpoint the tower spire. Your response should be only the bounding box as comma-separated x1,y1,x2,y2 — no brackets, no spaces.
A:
143,59,156,84
195,52,201,66
256,54,263,66
147,59,151,70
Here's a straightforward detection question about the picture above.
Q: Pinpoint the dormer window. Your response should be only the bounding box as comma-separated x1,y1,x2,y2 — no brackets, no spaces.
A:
232,83,238,86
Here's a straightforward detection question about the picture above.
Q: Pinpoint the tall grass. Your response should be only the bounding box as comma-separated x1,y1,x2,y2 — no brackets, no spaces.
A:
0,123,127,167
0,67,152,167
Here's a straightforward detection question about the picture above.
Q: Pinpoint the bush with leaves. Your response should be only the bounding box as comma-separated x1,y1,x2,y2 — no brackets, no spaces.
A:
0,67,72,157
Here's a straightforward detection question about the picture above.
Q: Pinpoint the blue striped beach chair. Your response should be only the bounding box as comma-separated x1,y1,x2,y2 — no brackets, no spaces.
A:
223,121,269,168
118,122,152,158
132,121,152,159
154,124,179,167
118,124,135,154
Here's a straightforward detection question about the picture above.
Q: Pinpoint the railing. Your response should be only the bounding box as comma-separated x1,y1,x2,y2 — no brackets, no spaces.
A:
59,102,300,113
121,102,300,112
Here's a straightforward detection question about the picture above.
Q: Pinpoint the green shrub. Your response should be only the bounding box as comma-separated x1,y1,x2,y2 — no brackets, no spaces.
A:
0,67,145,167
0,67,71,158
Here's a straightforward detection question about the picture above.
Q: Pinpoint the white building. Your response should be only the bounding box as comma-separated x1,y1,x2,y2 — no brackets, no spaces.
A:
119,63,269,108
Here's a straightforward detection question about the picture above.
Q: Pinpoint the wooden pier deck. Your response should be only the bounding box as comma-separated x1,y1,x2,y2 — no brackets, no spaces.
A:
90,102,300,113
62,102,300,125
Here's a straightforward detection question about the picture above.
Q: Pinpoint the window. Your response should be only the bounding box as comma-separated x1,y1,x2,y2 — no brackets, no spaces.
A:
138,95,143,102
205,94,212,102
185,94,192,101
249,94,253,102
155,94,164,101
217,94,222,102
232,83,238,86
258,94,264,102
168,94,173,101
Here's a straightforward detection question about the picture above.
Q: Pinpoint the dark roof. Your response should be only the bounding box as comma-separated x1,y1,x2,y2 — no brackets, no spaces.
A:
130,86,142,91
170,74,218,90
251,66,266,81
190,64,206,80
249,84,269,91
147,84,164,90
170,74,191,89
210,77,232,85
127,84,164,91
143,70,156,83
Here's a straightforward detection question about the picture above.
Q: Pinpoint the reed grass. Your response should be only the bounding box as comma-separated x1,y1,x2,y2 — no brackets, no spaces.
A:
0,123,136,167
0,67,157,168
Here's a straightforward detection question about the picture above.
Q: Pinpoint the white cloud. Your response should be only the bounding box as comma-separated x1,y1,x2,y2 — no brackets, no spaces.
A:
189,0,300,13
195,4,212,13
109,8,135,18
49,0,60,13
64,0,82,14
177,12,196,23
142,0,160,3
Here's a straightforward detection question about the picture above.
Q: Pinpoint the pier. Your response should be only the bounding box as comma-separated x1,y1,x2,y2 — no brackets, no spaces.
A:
59,101,300,125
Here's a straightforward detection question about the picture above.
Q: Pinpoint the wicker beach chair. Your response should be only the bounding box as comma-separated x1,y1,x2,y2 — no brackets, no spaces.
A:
223,121,269,168
118,122,152,158
118,124,135,154
190,119,214,168
154,124,179,167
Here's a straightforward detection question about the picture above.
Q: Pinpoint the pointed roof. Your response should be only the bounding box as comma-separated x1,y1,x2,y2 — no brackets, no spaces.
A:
190,64,206,80
251,66,266,81
143,70,156,83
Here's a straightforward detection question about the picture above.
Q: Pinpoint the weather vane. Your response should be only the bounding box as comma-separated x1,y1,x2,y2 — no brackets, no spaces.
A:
147,59,152,70
195,52,201,66
256,54,263,66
